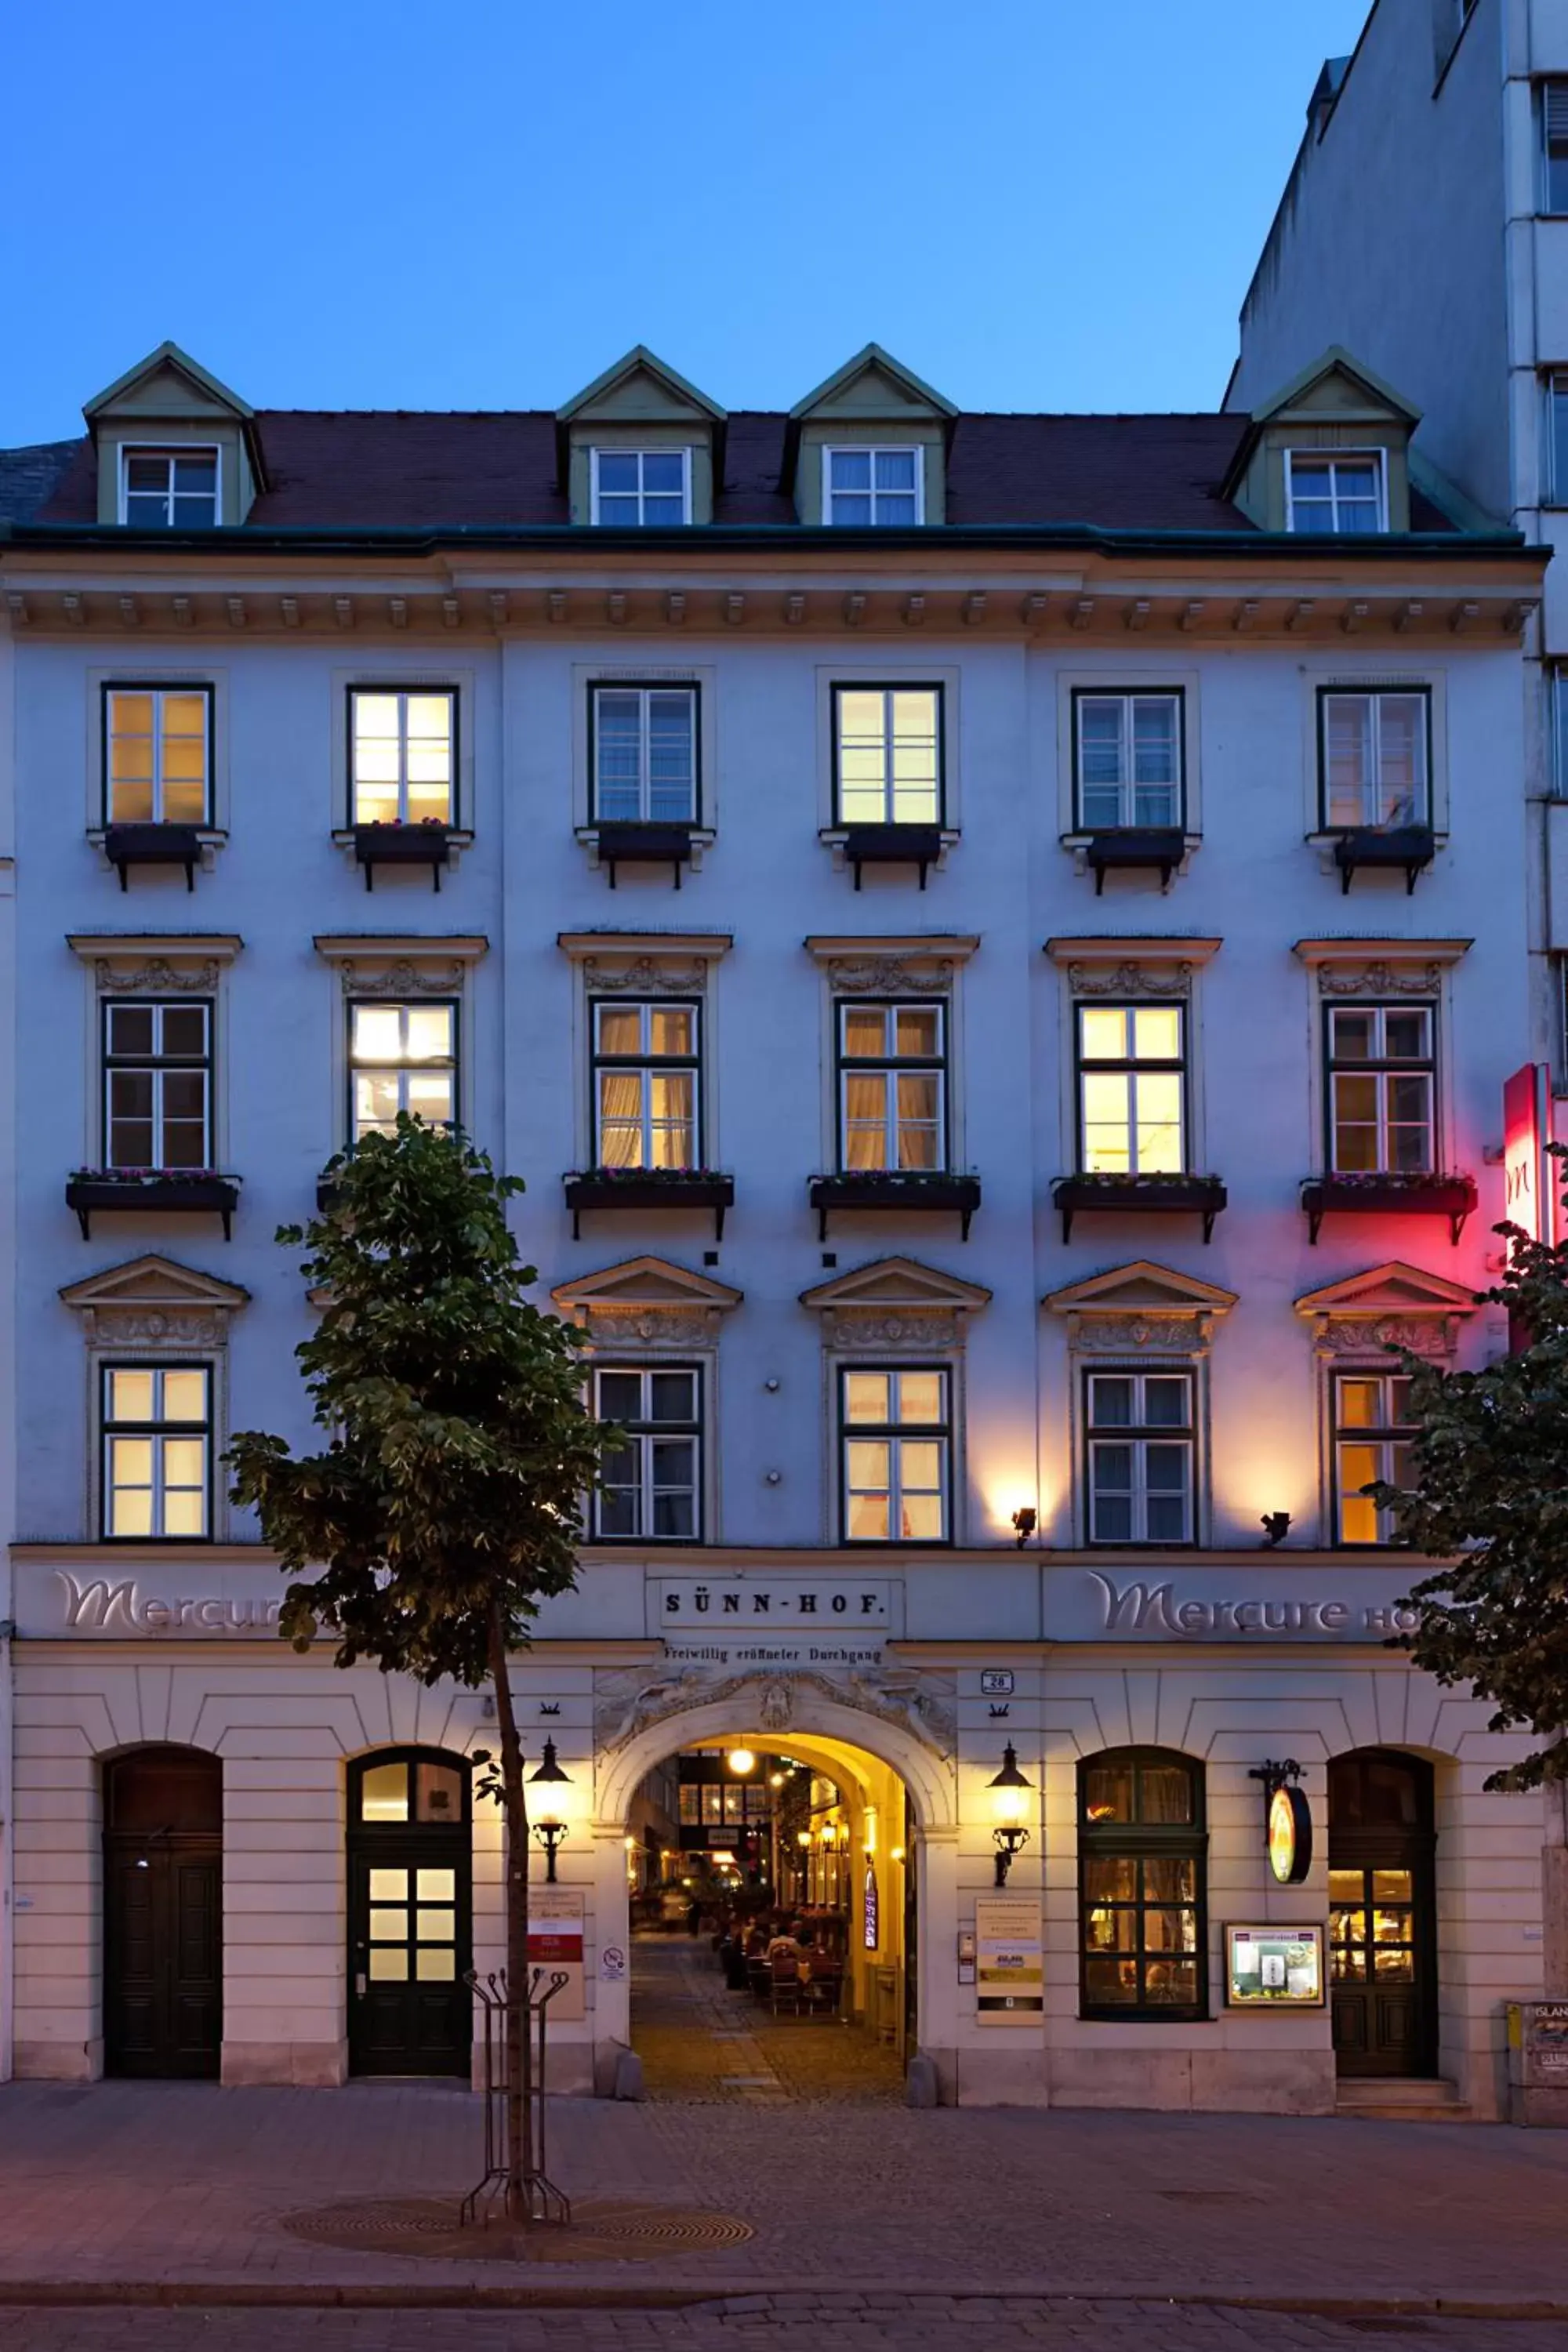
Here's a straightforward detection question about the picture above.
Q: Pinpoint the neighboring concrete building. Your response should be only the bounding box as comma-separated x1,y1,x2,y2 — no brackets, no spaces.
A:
0,334,1550,2114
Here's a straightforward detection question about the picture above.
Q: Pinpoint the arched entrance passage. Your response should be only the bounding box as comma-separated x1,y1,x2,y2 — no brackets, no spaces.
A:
346,1747,473,2079
103,1745,222,2080
1329,1748,1438,2079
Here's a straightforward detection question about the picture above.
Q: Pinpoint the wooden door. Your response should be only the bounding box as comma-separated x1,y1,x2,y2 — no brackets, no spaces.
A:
1328,1751,1436,2079
103,1748,223,2080
347,1844,470,2076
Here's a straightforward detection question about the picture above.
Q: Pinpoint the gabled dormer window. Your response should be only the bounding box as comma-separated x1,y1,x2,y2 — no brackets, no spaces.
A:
1285,452,1386,535
824,448,923,526
590,449,690,526
120,448,220,528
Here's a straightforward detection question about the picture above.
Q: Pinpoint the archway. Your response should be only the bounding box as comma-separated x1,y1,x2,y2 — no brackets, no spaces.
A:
102,1745,222,2080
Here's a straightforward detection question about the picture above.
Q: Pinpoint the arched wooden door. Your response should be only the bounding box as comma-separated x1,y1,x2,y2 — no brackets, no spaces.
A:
347,1748,473,2078
1328,1749,1437,2078
103,1746,223,2079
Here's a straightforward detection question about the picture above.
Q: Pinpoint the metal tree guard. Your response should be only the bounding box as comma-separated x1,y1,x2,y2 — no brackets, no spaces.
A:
462,1966,573,2227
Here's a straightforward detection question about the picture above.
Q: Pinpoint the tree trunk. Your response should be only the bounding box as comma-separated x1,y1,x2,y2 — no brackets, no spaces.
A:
487,1599,532,2220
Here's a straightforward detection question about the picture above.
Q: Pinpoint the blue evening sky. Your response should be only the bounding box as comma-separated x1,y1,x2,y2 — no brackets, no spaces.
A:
2,1,1374,445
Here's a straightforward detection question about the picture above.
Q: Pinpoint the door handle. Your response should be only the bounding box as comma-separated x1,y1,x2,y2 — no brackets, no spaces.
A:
355,1973,367,1998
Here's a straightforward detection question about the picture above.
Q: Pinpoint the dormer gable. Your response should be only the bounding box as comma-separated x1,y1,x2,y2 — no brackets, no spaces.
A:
556,347,725,524
84,341,264,528
786,343,956,524
1222,347,1419,535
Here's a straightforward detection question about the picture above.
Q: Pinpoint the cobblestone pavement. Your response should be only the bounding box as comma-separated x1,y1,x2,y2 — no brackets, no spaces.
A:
630,1933,905,2103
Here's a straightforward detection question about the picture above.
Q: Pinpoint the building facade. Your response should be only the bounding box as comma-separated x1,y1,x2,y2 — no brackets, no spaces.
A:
0,335,1550,2112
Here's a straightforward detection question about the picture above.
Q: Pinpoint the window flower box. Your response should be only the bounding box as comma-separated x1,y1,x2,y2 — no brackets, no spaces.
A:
1301,1171,1476,1246
1052,1171,1226,1245
834,822,946,891
1083,827,1187,895
563,1167,734,1241
808,1169,982,1242
590,822,700,889
66,1167,241,1241
353,818,453,892
1332,824,1435,895
103,822,205,892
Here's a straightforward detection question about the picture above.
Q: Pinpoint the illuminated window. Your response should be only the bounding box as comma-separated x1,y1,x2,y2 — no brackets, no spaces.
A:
1085,1371,1194,1544
833,685,942,825
1319,691,1429,830
349,691,456,826
102,1363,210,1540
349,1003,456,1141
1078,1748,1206,2020
120,448,219,528
590,687,698,823
823,448,923,526
1074,692,1183,830
103,1001,211,1169
840,1367,949,1544
592,1000,699,1170
103,688,211,826
1286,452,1385,534
1327,1004,1435,1174
590,449,690,526
837,1001,946,1171
1333,1371,1415,1546
594,1366,701,1541
1075,1003,1185,1174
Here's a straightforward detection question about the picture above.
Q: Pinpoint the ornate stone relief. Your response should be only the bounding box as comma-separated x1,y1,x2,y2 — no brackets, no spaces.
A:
1065,1311,1216,1356
824,955,959,998
581,1305,722,1350
1308,1313,1457,1362
1316,961,1446,999
822,1307,962,1352
1065,960,1194,1001
95,957,223,996
594,1663,957,1761
333,957,470,1000
579,956,711,997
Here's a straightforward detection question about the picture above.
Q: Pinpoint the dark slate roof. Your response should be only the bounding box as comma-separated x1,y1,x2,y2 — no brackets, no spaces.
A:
21,411,1462,535
0,440,82,524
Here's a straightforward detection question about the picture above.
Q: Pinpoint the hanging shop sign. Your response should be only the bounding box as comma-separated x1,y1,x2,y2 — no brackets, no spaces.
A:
1268,1784,1313,1886
863,1865,880,1952
1504,1063,1549,1247
528,1889,585,2022
1224,1925,1326,2009
974,1893,1044,2024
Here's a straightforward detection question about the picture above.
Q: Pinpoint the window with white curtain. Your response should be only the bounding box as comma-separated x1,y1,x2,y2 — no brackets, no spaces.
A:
1319,691,1429,829
837,1000,946,1171
591,1000,700,1170
349,1003,456,1141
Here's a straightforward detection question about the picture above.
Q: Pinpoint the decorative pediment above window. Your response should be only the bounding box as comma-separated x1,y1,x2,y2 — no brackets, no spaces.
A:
85,340,265,526
556,346,725,524
313,933,489,997
1044,1260,1238,1356
785,343,956,523
1294,1259,1478,1362
805,934,978,996
799,1255,991,1352
551,1255,742,1351
1293,937,1471,996
67,931,244,994
60,1254,249,1348
557,931,732,996
1044,935,1221,1000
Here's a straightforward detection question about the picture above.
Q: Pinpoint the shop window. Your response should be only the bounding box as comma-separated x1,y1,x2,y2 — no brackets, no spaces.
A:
1078,1747,1207,2020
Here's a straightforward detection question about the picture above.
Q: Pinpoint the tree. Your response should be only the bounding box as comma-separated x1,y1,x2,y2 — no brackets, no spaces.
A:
228,1116,614,2220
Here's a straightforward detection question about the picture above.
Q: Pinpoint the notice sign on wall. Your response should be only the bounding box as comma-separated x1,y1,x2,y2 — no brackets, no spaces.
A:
1224,1924,1325,2009
528,1889,586,2022
974,1894,1043,2024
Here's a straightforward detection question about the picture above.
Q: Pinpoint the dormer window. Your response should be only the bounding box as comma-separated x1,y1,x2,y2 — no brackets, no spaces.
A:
824,448,923,527
590,449,690,526
1285,452,1385,535
120,448,220,528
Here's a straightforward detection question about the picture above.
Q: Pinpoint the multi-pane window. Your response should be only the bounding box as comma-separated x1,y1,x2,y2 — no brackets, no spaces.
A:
1333,1371,1415,1545
350,1004,456,1141
349,691,456,826
823,448,922,526
592,686,698,824
833,686,942,826
1085,1372,1194,1544
103,1002,211,1169
1320,691,1429,829
1286,452,1385,534
1078,1748,1206,2020
1544,83,1568,212
1074,692,1183,829
1548,375,1568,504
592,1000,699,1168
121,448,220,528
103,688,211,826
1327,1004,1436,1173
101,1364,210,1540
594,1366,701,1540
837,1001,946,1171
590,450,690,526
841,1367,949,1544
1076,1004,1185,1173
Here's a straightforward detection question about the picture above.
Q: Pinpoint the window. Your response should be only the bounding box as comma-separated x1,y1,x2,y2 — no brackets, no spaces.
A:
1327,1004,1436,1173
1078,1748,1206,2020
590,686,698,824
833,686,942,826
1548,376,1568,504
594,1366,701,1539
101,1363,210,1540
1544,84,1568,213
103,687,211,826
1319,691,1429,830
103,1001,211,1169
823,448,923,526
1075,1004,1185,1173
120,448,219,529
837,1000,946,1171
1073,692,1183,831
1286,452,1386,534
349,691,456,826
590,449,690,526
349,1003,456,1141
592,1000,699,1168
840,1367,950,1544
1085,1371,1194,1544
1552,670,1568,798
1333,1370,1415,1544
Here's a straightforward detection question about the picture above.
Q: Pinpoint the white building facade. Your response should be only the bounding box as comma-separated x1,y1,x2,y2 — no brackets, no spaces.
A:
0,336,1551,2114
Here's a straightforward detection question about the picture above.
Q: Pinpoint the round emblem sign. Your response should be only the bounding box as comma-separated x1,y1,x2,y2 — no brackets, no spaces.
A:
1267,1784,1312,1886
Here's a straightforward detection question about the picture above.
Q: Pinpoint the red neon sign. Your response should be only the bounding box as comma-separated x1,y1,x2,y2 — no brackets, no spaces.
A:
1503,1064,1548,1247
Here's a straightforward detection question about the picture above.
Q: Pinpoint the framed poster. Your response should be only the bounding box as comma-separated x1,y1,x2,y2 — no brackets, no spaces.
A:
1224,1922,1325,2009
974,1893,1043,2023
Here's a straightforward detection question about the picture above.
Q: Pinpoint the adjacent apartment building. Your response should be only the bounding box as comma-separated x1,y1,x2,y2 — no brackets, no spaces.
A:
0,330,1550,2113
